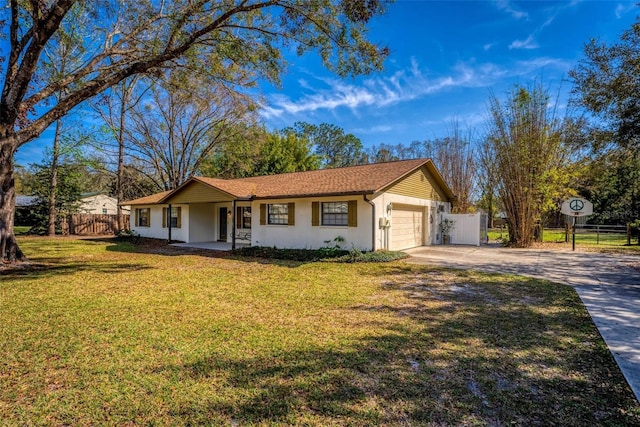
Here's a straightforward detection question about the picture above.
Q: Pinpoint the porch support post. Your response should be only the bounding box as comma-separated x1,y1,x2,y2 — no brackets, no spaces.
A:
168,204,172,244
231,200,236,250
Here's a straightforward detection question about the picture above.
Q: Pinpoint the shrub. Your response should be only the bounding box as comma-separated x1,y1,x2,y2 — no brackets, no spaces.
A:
232,246,348,262
330,249,408,263
232,246,407,263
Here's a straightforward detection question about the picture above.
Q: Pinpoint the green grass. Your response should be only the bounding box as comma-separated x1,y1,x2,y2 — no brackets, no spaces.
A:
13,225,31,235
489,228,640,252
1,237,639,426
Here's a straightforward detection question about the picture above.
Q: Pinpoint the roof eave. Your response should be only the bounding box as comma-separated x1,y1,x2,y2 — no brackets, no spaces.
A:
252,190,375,200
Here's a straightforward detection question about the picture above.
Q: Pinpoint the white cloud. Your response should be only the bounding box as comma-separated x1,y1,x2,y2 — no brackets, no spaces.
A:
615,3,636,19
514,57,571,74
351,125,394,134
494,0,528,19
259,57,567,120
509,34,539,50
483,43,496,51
506,1,581,51
260,62,479,119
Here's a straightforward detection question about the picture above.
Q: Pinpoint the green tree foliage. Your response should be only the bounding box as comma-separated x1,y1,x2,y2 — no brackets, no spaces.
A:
256,129,321,175
570,16,640,222
288,122,367,168
200,125,320,178
570,18,640,150
199,125,268,179
22,161,84,235
576,149,640,224
0,0,390,262
485,83,576,247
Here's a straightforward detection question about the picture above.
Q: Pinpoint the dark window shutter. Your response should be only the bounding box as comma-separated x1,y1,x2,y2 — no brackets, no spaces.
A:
236,207,242,229
260,204,266,225
311,202,319,226
288,203,295,226
135,209,139,227
162,208,167,228
348,200,358,227
176,207,182,228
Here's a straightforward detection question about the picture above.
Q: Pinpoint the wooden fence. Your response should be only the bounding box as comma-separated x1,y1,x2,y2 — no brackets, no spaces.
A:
61,214,130,236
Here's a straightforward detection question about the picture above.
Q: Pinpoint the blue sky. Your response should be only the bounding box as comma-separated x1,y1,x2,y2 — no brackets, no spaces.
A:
15,0,639,166
259,0,638,147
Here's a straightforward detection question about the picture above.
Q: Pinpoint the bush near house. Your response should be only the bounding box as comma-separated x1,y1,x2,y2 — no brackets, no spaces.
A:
232,246,408,263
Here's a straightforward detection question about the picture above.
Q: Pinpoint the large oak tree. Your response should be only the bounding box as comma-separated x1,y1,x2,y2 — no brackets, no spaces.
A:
570,18,640,151
570,16,640,222
0,0,389,262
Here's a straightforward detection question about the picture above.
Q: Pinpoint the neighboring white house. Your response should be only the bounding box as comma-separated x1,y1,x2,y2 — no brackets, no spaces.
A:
125,158,456,251
78,193,130,215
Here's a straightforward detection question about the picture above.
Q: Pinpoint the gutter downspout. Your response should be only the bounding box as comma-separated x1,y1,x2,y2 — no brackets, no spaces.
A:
167,204,172,244
231,200,236,250
363,194,375,251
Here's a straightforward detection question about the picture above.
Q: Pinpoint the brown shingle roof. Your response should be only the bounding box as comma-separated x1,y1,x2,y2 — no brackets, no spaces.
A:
140,159,453,204
124,190,173,205
191,177,258,199
230,158,433,198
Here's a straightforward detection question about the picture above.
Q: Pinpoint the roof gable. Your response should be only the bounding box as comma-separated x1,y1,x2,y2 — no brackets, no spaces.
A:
161,178,253,204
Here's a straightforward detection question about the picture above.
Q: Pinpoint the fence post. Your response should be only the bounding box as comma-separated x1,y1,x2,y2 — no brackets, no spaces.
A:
628,223,632,246
596,225,600,245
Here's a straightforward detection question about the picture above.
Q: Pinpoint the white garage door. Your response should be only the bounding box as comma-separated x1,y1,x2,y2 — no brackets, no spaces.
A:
391,205,424,250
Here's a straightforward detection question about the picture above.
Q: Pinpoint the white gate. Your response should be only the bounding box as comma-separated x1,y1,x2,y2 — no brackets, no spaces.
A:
441,213,488,246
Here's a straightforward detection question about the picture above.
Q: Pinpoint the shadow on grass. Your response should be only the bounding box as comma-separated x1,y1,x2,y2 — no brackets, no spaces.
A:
0,256,153,281
101,238,334,268
157,272,640,426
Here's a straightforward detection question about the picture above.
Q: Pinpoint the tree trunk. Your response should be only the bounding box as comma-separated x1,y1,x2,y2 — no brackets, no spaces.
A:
0,139,26,262
116,105,125,233
47,119,62,236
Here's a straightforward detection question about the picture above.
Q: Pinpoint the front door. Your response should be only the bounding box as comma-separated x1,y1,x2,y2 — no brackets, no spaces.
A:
219,207,228,241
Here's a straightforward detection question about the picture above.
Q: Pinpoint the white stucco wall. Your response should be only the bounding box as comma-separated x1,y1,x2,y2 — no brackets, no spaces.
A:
130,204,189,242
189,203,218,243
129,194,452,249
370,193,451,250
250,196,374,251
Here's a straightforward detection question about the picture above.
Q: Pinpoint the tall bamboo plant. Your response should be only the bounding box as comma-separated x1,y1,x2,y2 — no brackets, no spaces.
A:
485,83,575,247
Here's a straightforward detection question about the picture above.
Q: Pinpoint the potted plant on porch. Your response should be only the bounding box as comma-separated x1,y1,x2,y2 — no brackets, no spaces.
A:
439,218,455,245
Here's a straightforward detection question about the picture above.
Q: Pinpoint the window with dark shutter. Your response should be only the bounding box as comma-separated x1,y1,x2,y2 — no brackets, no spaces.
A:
311,202,319,226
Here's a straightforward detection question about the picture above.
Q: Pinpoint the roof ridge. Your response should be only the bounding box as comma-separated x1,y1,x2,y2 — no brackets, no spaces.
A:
218,158,431,183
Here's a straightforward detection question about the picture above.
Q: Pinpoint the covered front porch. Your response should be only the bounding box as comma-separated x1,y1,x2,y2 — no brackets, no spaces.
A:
161,177,253,249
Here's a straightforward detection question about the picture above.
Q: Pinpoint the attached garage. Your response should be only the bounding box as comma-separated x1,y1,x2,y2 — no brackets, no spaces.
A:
390,205,425,250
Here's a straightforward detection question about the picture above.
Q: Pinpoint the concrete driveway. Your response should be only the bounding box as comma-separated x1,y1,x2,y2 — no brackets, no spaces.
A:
405,244,640,402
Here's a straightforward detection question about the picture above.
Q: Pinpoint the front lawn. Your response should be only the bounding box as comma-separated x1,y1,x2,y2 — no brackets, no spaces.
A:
1,237,638,425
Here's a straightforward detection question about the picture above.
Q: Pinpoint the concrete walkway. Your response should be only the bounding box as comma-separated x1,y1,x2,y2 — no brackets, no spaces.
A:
405,244,640,402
